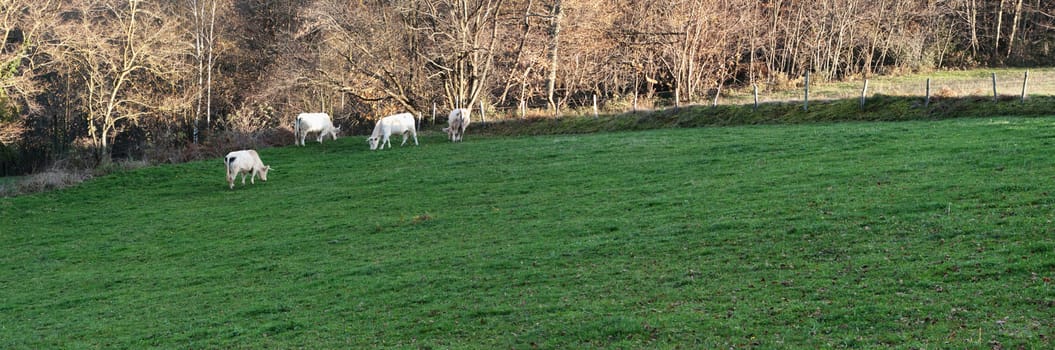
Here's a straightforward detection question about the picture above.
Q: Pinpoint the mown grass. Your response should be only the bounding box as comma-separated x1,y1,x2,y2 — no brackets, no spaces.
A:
2,116,1055,348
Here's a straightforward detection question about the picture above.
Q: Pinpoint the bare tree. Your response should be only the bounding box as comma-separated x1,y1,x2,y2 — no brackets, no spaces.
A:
1,1,58,123
966,0,980,55
995,0,1005,58
414,0,506,112
49,0,185,160
299,0,430,117
1006,0,1024,57
662,0,729,101
542,0,562,116
189,0,220,143
495,0,536,106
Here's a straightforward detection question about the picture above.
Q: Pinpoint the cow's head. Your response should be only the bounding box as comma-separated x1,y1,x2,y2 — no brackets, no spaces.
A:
367,136,380,150
325,125,341,141
259,165,272,182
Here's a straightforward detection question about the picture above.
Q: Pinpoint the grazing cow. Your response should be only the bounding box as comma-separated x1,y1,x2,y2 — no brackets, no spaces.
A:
294,112,340,146
442,108,471,142
224,150,272,189
367,112,418,150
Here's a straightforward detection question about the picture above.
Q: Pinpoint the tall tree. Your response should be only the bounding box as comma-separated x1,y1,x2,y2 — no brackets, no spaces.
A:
994,0,1005,60
1,1,58,131
1006,0,1024,57
189,0,220,143
425,0,506,111
299,0,430,117
543,0,562,115
49,0,184,160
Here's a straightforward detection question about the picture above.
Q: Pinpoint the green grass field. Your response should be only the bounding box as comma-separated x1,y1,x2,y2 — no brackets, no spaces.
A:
2,117,1054,348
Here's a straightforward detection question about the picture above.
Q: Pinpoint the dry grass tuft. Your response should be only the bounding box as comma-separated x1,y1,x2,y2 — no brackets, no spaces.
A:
16,168,92,195
934,86,958,98
412,213,433,224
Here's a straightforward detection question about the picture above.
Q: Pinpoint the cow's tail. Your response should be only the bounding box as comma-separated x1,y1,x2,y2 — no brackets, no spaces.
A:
294,116,301,145
223,156,233,182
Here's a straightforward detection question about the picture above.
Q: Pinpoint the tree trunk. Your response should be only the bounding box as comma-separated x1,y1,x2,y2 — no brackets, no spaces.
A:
994,0,1005,58
1006,0,1024,57
545,0,563,117
469,0,503,110
497,0,533,105
205,0,216,129
963,0,979,55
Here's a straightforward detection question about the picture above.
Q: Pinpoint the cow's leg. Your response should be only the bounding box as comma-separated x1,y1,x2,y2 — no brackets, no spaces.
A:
241,172,247,185
411,129,418,145
399,132,408,146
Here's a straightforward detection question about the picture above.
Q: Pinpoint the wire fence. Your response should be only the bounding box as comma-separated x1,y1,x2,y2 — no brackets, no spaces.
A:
738,69,1055,105
464,69,1055,122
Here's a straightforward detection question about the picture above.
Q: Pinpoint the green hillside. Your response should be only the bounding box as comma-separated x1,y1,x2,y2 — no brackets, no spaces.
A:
2,117,1054,348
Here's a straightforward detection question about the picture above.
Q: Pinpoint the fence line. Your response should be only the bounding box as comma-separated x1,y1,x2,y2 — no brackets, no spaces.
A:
459,69,1055,122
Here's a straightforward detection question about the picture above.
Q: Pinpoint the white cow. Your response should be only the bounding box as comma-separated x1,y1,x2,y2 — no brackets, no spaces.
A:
224,150,272,190
367,112,418,150
442,108,471,142
294,112,340,146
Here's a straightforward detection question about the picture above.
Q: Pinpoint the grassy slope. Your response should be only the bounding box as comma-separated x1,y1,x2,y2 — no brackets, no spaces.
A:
2,117,1055,348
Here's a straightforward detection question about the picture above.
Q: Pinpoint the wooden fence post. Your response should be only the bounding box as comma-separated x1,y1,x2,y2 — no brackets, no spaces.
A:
633,91,638,113
925,78,931,107
1021,70,1029,103
753,84,759,112
593,94,599,118
711,85,720,108
991,72,998,102
431,102,436,125
860,79,869,110
675,87,681,110
479,99,486,122
519,99,525,119
803,71,810,111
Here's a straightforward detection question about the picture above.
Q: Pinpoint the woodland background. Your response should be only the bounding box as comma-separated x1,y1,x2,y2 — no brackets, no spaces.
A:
1,0,1054,175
